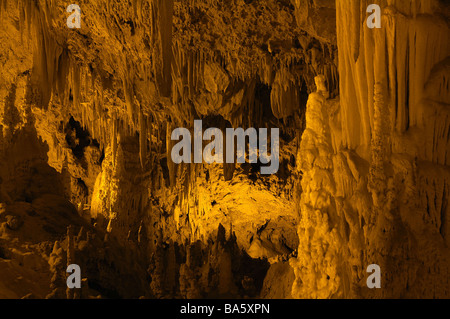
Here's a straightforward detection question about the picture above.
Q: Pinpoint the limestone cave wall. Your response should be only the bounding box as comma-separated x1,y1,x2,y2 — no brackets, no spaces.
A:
0,0,449,299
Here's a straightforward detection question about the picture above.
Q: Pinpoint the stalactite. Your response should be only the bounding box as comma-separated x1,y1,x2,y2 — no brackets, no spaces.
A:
270,67,301,119
70,60,81,110
139,108,147,170
166,121,176,186
111,115,117,168
147,115,152,153
19,0,68,109
337,0,449,156
151,0,174,97
173,41,201,101
0,0,7,22
56,49,70,105
133,0,143,24
123,76,135,126
259,55,274,86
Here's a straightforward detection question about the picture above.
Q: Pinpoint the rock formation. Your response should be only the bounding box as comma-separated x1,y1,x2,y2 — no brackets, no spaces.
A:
0,0,449,299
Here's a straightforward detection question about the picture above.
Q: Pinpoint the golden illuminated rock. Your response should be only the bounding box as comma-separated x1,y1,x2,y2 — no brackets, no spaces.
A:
0,0,449,299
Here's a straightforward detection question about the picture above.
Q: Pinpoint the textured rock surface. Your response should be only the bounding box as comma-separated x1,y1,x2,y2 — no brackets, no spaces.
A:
290,0,450,298
0,0,449,299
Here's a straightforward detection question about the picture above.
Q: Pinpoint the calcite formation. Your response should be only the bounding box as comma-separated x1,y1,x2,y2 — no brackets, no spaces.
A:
0,0,449,299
